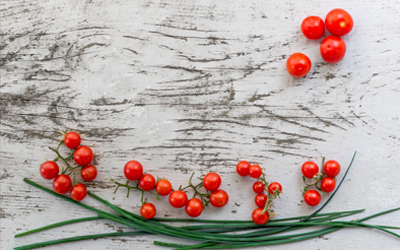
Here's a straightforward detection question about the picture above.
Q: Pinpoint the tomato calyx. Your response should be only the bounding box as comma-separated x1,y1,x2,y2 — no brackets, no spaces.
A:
58,130,67,140
179,172,211,207
109,177,160,205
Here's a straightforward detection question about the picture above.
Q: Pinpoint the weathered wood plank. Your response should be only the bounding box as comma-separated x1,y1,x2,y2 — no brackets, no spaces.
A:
1,0,400,249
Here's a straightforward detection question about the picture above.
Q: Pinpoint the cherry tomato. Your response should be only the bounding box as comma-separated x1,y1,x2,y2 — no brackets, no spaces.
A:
286,53,312,77
324,160,341,177
301,16,325,40
252,181,265,193
169,190,188,208
53,174,72,194
321,177,336,193
268,182,282,195
320,36,346,63
40,161,59,180
80,165,97,181
325,8,353,36
203,172,221,191
236,161,251,176
255,193,268,208
248,165,262,179
185,198,204,217
70,183,87,201
301,161,319,179
209,189,229,207
64,131,81,149
304,190,321,206
124,160,143,181
140,203,156,219
73,146,93,166
252,208,269,225
155,179,172,196
139,174,156,191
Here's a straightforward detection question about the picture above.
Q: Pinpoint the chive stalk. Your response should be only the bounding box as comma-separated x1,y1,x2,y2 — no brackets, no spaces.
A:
14,232,148,250
14,217,102,238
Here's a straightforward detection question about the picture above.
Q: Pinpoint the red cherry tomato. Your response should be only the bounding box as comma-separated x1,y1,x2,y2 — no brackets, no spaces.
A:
325,8,353,36
304,190,321,206
64,131,81,149
209,189,229,207
268,182,282,195
286,53,312,77
255,193,268,208
321,177,336,193
320,36,346,63
73,146,93,166
248,165,262,178
252,208,269,225
80,165,97,181
124,160,143,181
185,198,204,217
155,179,172,196
324,160,341,177
70,183,87,201
139,174,156,191
53,175,72,194
301,161,319,179
301,16,325,40
236,161,251,176
203,172,221,191
40,161,59,180
252,181,265,193
169,190,188,208
140,203,156,219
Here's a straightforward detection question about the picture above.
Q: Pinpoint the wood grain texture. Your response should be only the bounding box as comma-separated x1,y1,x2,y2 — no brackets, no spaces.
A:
1,0,400,249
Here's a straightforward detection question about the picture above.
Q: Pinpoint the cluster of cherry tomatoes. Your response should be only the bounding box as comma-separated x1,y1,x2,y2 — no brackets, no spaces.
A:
121,161,229,219
236,161,283,225
286,8,354,77
301,159,341,206
39,132,97,201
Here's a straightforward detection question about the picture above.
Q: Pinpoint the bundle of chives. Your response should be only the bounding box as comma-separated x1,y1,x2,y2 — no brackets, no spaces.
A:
14,208,363,238
14,209,362,250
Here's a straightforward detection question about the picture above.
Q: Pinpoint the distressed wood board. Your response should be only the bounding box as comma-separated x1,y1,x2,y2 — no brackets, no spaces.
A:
1,0,400,249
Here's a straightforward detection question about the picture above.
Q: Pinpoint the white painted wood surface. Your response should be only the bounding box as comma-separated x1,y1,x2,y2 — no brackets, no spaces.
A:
1,0,400,249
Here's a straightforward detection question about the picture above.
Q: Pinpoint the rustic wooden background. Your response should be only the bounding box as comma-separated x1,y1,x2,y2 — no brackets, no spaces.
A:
1,0,400,249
